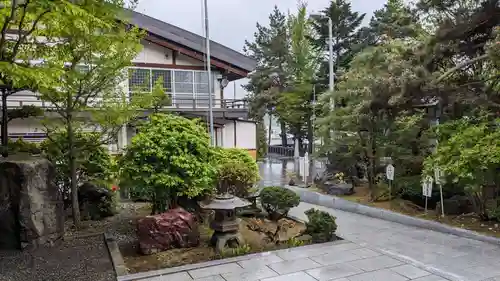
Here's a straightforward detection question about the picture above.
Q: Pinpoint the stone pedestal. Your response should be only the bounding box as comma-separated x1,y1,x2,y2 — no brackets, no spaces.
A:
210,231,244,253
0,156,64,250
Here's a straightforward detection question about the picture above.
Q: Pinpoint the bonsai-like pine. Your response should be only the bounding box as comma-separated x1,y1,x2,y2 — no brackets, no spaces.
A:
304,208,337,243
260,186,300,221
120,114,216,214
214,148,260,197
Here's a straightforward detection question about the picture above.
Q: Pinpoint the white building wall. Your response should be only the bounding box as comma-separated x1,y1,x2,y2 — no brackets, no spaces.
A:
132,40,173,64
221,121,256,150
176,53,204,66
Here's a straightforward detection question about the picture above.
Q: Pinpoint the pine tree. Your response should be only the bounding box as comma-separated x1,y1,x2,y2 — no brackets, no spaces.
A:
243,6,290,147
310,0,366,89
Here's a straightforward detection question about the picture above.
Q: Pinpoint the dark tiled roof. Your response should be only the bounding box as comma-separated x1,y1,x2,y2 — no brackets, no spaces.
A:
127,10,257,73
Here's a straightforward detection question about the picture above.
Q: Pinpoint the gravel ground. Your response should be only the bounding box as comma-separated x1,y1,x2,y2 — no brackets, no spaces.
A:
0,235,114,281
0,202,150,281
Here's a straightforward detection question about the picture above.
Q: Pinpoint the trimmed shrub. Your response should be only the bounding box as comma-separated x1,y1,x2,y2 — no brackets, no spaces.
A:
260,186,300,221
304,208,338,243
120,114,216,213
213,148,260,198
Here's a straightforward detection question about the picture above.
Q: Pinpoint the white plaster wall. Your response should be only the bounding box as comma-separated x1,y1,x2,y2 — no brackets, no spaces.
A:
8,119,44,134
235,121,256,149
222,122,235,148
221,121,256,149
215,127,223,147
132,40,173,64
176,53,204,66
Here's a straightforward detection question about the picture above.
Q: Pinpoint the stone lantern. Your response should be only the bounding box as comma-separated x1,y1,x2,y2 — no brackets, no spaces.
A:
199,193,250,253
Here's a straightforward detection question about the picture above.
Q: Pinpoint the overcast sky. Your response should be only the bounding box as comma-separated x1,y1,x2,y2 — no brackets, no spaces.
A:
136,0,387,98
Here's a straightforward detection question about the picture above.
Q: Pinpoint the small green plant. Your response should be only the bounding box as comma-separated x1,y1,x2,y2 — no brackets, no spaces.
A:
305,208,338,243
286,237,304,247
260,186,300,221
219,244,252,258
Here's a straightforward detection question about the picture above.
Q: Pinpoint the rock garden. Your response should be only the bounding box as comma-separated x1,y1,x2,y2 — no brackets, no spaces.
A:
0,113,341,279
114,114,340,274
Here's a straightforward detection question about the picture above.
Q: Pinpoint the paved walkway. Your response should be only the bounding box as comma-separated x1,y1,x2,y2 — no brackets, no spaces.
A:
132,202,500,281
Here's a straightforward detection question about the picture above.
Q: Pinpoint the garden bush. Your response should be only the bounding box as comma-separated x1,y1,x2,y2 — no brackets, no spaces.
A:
120,114,216,214
260,186,300,221
304,208,338,243
41,130,114,206
213,147,260,198
6,138,41,154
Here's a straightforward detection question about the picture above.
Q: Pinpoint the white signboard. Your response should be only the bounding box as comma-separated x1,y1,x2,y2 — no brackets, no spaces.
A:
386,164,395,181
422,176,433,197
434,168,444,185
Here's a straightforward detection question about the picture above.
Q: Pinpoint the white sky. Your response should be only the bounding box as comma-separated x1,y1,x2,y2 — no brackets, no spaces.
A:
136,0,387,99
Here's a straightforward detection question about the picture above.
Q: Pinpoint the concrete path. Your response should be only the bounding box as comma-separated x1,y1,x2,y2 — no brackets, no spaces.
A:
129,202,500,281
289,202,500,281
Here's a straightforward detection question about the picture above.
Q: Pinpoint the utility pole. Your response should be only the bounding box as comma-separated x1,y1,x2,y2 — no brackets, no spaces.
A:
328,17,334,96
203,0,215,146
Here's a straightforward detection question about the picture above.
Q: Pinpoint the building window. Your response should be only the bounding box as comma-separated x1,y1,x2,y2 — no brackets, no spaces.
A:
129,68,151,92
128,67,215,96
194,71,215,94
152,69,172,91
128,68,173,93
174,70,194,93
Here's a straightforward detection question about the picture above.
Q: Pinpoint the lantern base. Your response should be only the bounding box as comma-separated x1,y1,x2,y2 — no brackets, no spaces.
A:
210,231,244,253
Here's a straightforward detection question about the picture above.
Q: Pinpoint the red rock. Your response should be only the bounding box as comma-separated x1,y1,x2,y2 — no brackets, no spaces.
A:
137,208,199,255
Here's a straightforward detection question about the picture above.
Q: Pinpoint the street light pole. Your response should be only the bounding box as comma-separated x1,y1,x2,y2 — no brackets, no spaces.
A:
203,0,215,146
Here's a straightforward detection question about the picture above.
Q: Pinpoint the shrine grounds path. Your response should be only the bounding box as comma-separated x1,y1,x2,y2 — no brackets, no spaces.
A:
123,201,500,281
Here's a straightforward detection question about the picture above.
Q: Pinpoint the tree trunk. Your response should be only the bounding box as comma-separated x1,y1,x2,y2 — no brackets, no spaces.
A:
67,117,81,228
280,120,287,146
1,89,8,156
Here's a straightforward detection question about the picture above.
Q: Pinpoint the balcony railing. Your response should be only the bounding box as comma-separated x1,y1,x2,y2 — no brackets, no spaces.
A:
4,93,249,110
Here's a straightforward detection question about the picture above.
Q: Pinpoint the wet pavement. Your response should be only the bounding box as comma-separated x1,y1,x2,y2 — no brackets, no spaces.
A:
258,157,326,187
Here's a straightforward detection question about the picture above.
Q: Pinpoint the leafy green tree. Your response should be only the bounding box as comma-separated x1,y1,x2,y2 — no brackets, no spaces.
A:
0,1,71,153
41,130,114,205
120,114,216,214
276,2,319,152
38,0,147,227
424,116,500,219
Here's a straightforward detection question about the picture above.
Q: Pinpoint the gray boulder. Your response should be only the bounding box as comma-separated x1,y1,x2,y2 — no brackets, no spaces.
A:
322,182,354,196
0,156,64,250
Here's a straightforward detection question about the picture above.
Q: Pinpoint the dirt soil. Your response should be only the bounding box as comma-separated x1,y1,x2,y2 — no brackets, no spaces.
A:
0,201,151,281
121,215,307,274
0,235,114,281
338,185,500,238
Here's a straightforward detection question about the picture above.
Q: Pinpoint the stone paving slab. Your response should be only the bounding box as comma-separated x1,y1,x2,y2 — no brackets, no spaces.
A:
132,241,457,281
125,202,500,281
290,202,500,281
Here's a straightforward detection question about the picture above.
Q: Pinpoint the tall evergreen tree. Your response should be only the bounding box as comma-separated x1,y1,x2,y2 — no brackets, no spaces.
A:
368,0,422,41
310,0,366,90
243,6,289,147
